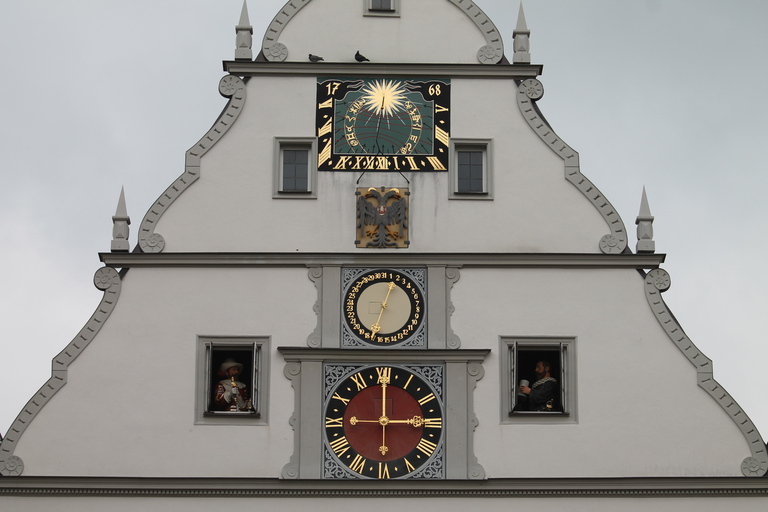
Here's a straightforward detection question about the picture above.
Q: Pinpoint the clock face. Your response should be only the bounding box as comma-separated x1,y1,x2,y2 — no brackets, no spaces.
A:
341,268,426,348
323,364,444,479
316,78,450,172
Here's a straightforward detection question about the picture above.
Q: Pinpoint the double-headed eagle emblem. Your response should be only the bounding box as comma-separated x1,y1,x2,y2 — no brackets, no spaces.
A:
356,187,409,248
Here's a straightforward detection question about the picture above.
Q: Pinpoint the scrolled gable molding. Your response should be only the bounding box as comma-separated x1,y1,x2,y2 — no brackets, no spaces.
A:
0,267,123,476
644,268,768,477
516,79,628,254
138,76,247,253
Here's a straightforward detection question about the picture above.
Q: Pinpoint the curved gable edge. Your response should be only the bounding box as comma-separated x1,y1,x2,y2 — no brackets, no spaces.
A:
0,268,122,477
516,79,628,254
644,269,768,477
138,76,248,253
260,0,504,64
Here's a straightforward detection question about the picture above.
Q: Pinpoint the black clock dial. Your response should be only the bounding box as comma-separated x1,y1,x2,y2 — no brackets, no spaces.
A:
324,364,444,479
342,269,426,347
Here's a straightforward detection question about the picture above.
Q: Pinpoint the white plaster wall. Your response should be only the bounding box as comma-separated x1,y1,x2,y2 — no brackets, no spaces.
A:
273,0,489,64
455,268,750,477
14,267,316,477
155,76,608,253
12,266,750,478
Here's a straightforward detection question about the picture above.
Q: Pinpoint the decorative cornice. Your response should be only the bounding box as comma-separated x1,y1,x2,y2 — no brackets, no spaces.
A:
224,61,542,79
99,252,665,269
137,75,247,253
259,0,504,64
2,476,768,497
0,268,123,477
644,269,768,477
278,348,490,363
516,79,628,254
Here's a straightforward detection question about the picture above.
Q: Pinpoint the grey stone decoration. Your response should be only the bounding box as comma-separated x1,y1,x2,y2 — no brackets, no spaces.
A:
138,75,246,253
281,361,302,479
261,0,504,64
306,267,324,348
0,267,122,476
636,186,655,253
445,267,461,349
516,79,628,254
110,187,131,252
235,0,253,61
512,2,531,64
644,268,768,477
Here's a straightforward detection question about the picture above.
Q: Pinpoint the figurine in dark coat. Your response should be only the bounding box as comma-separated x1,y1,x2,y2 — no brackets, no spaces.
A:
519,360,559,411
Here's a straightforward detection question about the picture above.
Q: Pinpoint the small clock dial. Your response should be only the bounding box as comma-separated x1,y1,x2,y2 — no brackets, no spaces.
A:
317,78,450,172
324,364,444,479
342,269,426,347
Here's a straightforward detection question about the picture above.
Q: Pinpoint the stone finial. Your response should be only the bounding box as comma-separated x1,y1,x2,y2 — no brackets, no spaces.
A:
636,186,655,253
235,1,253,61
513,2,531,64
111,187,131,252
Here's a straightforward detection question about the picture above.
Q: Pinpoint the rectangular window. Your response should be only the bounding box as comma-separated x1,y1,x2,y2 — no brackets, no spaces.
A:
457,150,484,193
196,337,269,425
500,337,576,424
274,138,317,198
371,0,394,10
282,149,308,192
364,0,398,16
450,139,493,199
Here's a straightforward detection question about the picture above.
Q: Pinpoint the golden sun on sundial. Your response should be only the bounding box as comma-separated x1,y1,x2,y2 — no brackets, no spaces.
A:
361,80,407,117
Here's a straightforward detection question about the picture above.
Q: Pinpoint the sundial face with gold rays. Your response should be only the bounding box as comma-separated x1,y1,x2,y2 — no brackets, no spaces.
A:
317,78,450,172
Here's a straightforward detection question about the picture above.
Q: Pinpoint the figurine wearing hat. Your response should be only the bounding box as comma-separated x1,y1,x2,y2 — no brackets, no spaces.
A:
213,358,252,412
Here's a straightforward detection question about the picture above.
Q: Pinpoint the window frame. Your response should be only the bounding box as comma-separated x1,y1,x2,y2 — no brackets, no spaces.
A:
364,0,399,17
195,336,270,425
449,139,493,200
273,137,317,198
500,336,576,424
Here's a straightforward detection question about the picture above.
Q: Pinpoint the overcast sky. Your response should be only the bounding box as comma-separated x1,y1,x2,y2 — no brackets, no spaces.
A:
1,0,767,447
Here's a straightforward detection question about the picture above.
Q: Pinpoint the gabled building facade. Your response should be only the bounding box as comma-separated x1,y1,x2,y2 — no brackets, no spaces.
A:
2,1,767,508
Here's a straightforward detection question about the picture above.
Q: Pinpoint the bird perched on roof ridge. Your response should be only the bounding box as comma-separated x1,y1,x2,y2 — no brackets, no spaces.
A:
355,51,370,62
308,54,324,62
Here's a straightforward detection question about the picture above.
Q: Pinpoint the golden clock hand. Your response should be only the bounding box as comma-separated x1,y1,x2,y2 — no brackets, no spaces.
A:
379,374,388,454
380,375,388,420
348,416,390,426
385,416,424,427
370,282,395,342
380,424,388,456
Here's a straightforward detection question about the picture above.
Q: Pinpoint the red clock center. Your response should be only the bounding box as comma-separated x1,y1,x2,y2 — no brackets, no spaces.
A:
344,385,423,461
